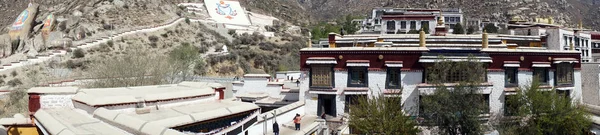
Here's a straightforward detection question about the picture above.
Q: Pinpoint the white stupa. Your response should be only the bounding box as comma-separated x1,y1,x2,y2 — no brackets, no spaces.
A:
222,45,228,53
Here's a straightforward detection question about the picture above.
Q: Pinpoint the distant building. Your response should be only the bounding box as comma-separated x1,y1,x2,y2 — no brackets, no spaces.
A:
364,8,464,34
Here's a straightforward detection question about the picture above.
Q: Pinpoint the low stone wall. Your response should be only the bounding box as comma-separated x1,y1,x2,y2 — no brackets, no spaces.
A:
244,101,305,135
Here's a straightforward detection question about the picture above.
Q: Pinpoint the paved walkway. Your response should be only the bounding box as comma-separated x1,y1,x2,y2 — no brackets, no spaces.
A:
266,115,318,135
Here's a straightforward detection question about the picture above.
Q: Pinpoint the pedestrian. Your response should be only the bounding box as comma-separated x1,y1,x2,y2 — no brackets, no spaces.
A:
273,121,279,135
294,113,301,130
291,76,294,81
296,80,300,87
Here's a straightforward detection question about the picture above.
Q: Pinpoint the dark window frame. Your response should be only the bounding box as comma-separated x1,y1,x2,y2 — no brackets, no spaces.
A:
348,67,368,87
555,63,574,87
385,67,402,89
410,21,417,30
400,21,407,29
309,65,335,88
533,68,549,85
505,68,518,87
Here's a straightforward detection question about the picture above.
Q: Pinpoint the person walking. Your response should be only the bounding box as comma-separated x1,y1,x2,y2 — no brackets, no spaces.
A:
294,114,301,130
273,121,279,135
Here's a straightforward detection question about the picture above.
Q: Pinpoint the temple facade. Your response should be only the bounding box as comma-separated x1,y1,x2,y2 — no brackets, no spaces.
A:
363,8,463,34
301,24,582,122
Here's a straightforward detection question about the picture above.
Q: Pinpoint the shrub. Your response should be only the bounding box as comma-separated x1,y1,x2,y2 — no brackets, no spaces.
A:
10,71,17,77
7,79,22,87
259,42,276,51
193,60,207,75
73,48,85,58
150,42,158,48
185,18,191,24
161,33,168,38
483,24,499,33
228,30,236,35
452,23,465,34
107,40,114,48
148,35,159,42
199,46,209,53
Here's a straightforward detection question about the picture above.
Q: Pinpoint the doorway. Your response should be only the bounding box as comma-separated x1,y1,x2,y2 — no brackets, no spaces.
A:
318,94,337,117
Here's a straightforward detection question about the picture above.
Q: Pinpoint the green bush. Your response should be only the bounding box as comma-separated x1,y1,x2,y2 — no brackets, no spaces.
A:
73,48,85,58
7,79,22,87
452,23,465,34
228,30,236,35
148,35,159,42
107,40,114,48
10,71,17,77
483,24,499,33
185,18,191,24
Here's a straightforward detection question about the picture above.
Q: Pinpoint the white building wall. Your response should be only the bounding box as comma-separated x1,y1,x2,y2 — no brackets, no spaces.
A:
243,104,305,135
573,71,583,102
518,71,533,87
334,71,348,88
488,71,505,115
39,94,75,109
304,93,318,116
266,85,283,98
402,71,423,115
367,71,387,96
241,78,269,93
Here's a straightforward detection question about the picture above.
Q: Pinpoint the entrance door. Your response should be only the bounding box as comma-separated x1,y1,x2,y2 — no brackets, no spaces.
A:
317,95,337,117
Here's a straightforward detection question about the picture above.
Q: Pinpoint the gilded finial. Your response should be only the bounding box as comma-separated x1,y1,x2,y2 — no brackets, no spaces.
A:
578,19,583,29
482,30,489,49
419,28,426,47
570,41,574,50
437,11,444,26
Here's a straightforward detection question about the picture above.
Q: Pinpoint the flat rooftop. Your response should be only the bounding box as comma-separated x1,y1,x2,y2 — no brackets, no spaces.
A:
34,109,131,135
94,100,259,133
72,81,223,106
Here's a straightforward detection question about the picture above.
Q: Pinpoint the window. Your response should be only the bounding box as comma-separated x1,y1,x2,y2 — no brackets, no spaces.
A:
556,63,574,86
425,65,487,83
386,21,396,30
505,68,518,87
504,95,518,116
533,68,549,84
386,68,401,89
400,21,406,29
455,17,461,23
483,94,490,114
445,17,449,22
311,65,333,87
420,21,429,29
375,19,380,25
410,21,416,30
348,67,368,87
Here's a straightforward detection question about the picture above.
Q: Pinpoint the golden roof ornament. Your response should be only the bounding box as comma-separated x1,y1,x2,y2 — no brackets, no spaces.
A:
437,11,444,26
578,19,583,29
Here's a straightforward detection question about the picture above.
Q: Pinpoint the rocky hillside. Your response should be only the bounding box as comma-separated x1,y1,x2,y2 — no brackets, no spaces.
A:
253,0,600,30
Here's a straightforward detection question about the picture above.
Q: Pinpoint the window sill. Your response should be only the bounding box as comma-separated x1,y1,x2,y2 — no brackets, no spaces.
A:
344,87,369,91
417,82,493,88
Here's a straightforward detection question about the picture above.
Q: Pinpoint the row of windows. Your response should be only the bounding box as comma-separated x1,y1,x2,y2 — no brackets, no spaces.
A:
310,63,575,88
310,66,401,89
504,63,574,87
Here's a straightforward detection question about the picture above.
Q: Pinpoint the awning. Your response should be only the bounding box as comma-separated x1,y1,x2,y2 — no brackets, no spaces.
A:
503,61,520,67
385,61,403,67
553,58,579,64
306,57,337,65
532,62,551,67
346,60,370,67
419,56,493,63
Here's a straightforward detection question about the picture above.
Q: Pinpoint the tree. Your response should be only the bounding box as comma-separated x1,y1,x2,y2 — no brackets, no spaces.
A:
168,42,200,82
467,26,476,34
85,45,171,88
348,93,420,134
73,48,85,58
452,23,465,34
483,24,499,33
420,56,488,135
498,80,591,135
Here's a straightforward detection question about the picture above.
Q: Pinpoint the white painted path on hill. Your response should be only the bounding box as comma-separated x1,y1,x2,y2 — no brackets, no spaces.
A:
0,17,215,73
